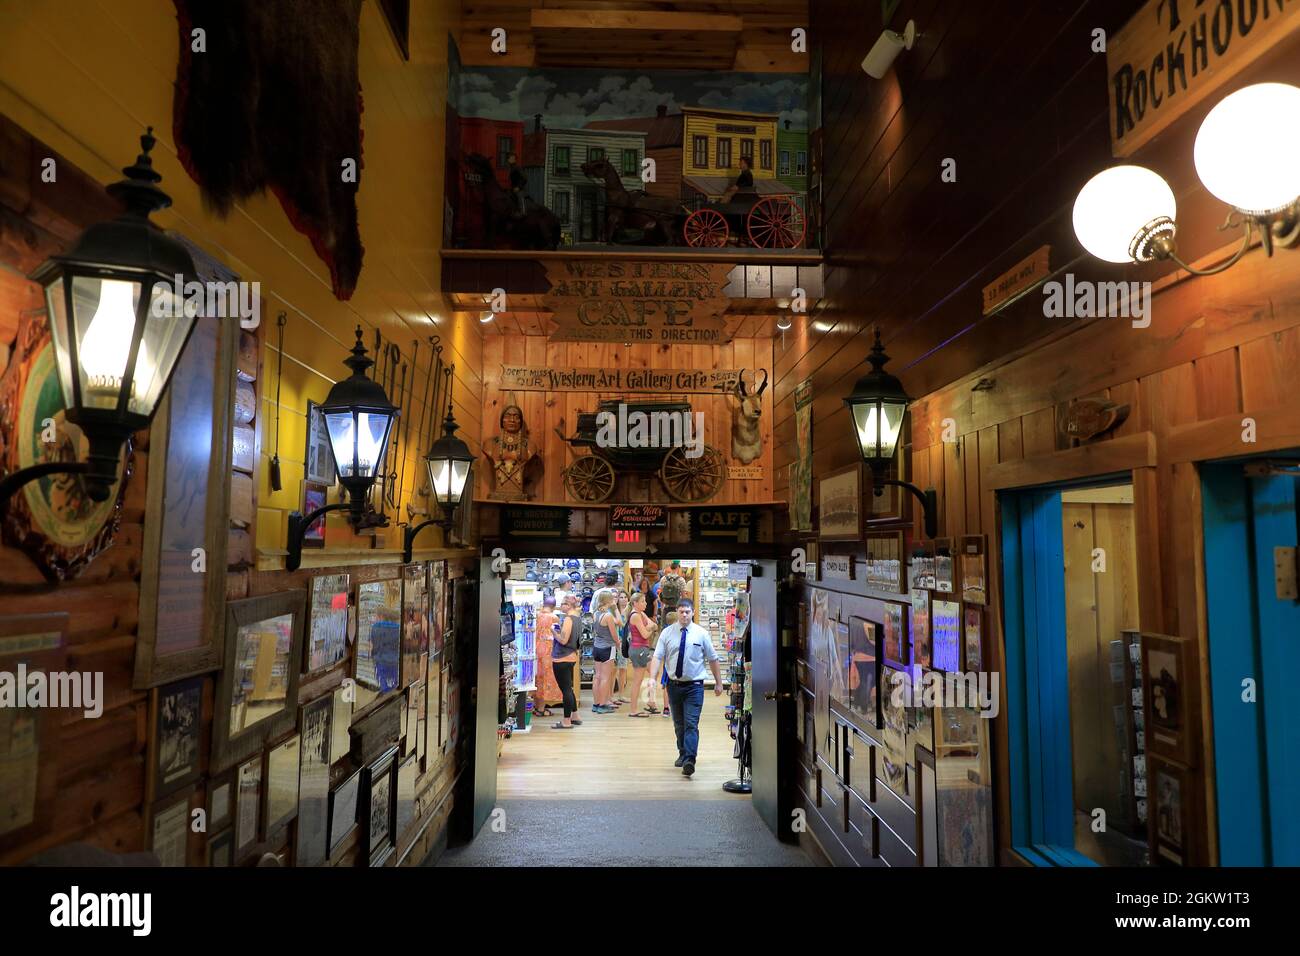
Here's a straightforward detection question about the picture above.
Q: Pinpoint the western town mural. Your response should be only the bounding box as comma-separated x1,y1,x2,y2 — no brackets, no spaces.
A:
446,39,812,250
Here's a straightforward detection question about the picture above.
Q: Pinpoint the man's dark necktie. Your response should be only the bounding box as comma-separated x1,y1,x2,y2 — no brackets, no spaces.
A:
675,625,686,679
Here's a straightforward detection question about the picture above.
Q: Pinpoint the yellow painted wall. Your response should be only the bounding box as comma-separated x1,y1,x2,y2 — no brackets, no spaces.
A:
683,110,777,179
0,0,479,566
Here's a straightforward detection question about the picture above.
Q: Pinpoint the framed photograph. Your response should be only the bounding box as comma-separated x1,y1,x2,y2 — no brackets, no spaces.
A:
148,789,195,867
1141,632,1196,765
330,685,354,767
878,662,908,797
264,733,301,834
910,590,932,668
207,829,234,867
906,696,935,757
963,607,984,672
933,538,955,593
830,620,850,708
396,753,418,842
149,676,204,799
937,776,994,866
428,560,447,659
133,298,236,688
882,602,908,668
355,579,402,694
327,767,362,858
817,464,862,541
796,601,808,659
912,540,936,590
960,534,988,604
213,590,308,771
864,530,906,594
296,695,333,867
304,399,337,487
0,614,67,853
1150,755,1191,864
234,755,262,858
848,617,880,730
402,564,428,686
931,600,961,673
207,770,234,833
915,746,939,867
306,573,350,673
301,481,328,548
361,746,398,867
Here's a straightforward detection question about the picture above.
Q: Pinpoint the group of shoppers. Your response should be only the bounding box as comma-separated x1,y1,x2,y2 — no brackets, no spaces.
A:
530,565,722,777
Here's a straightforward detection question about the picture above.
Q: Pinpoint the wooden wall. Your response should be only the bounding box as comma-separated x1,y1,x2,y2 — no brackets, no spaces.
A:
782,0,1300,866
480,335,775,504
0,0,475,865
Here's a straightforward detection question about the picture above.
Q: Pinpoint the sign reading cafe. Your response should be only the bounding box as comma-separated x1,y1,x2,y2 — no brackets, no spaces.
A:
500,365,743,394
1107,0,1300,157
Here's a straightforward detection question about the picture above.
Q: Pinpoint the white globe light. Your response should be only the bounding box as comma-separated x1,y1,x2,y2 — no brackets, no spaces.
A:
1073,165,1177,263
1194,82,1300,216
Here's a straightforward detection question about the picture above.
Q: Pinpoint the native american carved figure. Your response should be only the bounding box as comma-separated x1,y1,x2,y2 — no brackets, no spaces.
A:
484,404,538,500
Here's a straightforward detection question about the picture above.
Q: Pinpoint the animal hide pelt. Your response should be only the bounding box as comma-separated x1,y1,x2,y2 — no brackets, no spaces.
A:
172,0,365,299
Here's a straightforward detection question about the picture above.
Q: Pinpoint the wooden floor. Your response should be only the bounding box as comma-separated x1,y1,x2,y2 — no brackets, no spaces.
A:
498,690,742,800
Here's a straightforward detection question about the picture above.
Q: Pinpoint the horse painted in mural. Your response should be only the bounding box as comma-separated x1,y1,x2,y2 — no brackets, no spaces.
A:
463,153,561,250
580,157,685,245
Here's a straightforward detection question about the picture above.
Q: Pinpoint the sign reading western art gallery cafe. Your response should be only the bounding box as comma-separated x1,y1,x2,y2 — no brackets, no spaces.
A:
543,260,733,344
500,366,743,393
1108,0,1300,157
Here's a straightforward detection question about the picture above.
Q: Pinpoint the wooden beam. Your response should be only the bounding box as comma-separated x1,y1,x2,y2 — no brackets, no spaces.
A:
1163,404,1300,464
985,432,1156,491
529,10,744,34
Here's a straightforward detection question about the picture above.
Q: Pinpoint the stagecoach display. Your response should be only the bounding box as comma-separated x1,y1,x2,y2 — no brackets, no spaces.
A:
682,192,806,249
557,399,726,503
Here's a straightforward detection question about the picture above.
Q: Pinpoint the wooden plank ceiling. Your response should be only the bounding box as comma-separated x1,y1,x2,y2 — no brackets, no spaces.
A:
459,1,809,71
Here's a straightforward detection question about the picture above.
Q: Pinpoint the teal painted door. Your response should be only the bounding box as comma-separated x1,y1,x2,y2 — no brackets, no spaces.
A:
1202,463,1300,866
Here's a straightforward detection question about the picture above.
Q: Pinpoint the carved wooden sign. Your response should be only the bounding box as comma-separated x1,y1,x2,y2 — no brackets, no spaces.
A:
1108,0,1300,157
729,465,763,480
609,504,668,530
544,260,733,344
500,365,742,393
982,245,1050,315
1060,398,1130,442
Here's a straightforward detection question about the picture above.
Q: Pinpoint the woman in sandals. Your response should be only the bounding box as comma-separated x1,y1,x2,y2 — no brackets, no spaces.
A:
549,594,583,729
625,592,659,716
591,592,623,713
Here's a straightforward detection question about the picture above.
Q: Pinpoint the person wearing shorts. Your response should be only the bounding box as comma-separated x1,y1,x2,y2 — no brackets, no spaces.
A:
591,592,622,713
625,592,658,716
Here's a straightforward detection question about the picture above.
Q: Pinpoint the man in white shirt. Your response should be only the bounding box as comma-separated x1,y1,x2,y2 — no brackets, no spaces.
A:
651,599,722,777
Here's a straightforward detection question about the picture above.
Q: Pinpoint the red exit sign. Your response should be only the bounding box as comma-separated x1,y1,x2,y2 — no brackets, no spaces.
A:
614,529,641,543
608,527,648,552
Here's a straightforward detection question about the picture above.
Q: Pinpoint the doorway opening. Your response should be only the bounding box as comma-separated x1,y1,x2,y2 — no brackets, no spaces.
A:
443,552,807,867
1002,478,1149,866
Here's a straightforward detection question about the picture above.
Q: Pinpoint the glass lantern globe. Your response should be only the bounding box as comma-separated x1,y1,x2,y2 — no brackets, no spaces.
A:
843,330,910,469
424,408,474,513
1072,165,1177,263
1194,82,1300,216
26,128,201,499
321,327,398,513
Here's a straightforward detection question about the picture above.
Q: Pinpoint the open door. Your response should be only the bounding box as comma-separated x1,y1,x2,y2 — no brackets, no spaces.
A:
470,557,501,836
749,559,791,839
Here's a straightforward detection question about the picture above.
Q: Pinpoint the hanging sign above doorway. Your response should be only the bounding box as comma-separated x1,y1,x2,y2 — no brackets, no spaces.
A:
1107,0,1300,157
500,365,743,393
689,508,756,543
609,504,668,530
501,505,572,538
544,260,733,344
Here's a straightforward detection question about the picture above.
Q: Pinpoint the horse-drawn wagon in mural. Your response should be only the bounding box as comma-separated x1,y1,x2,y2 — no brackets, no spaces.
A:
682,191,807,249
557,399,727,503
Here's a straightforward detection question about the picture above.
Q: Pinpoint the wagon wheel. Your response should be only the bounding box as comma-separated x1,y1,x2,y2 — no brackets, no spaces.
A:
660,445,726,502
747,196,806,248
564,455,616,503
683,208,729,247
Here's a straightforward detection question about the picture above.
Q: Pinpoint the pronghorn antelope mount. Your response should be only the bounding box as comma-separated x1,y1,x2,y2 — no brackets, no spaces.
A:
730,368,768,465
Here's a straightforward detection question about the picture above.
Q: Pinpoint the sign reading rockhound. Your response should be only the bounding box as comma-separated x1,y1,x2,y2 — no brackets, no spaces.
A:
501,365,743,394
1107,0,1300,157
544,260,733,344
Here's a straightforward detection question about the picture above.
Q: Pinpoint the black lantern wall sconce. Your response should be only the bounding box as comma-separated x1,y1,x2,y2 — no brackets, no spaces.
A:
285,327,399,571
1,128,201,522
842,330,938,539
402,365,473,562
1072,82,1300,273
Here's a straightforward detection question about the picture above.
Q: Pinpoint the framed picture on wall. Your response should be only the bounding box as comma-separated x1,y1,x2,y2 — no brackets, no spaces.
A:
878,662,908,798
963,607,984,671
933,539,955,593
234,755,263,859
882,602,908,668
305,574,350,674
304,399,337,487
355,579,402,695
910,590,932,668
1140,632,1196,765
263,733,301,835
0,614,66,854
401,564,428,686
960,534,988,604
301,481,328,549
327,767,362,858
931,600,961,673
149,676,204,799
213,591,308,771
848,617,880,730
817,464,862,540
148,789,196,867
361,746,398,867
207,769,234,834
864,530,907,593
207,829,234,867
1149,754,1192,865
